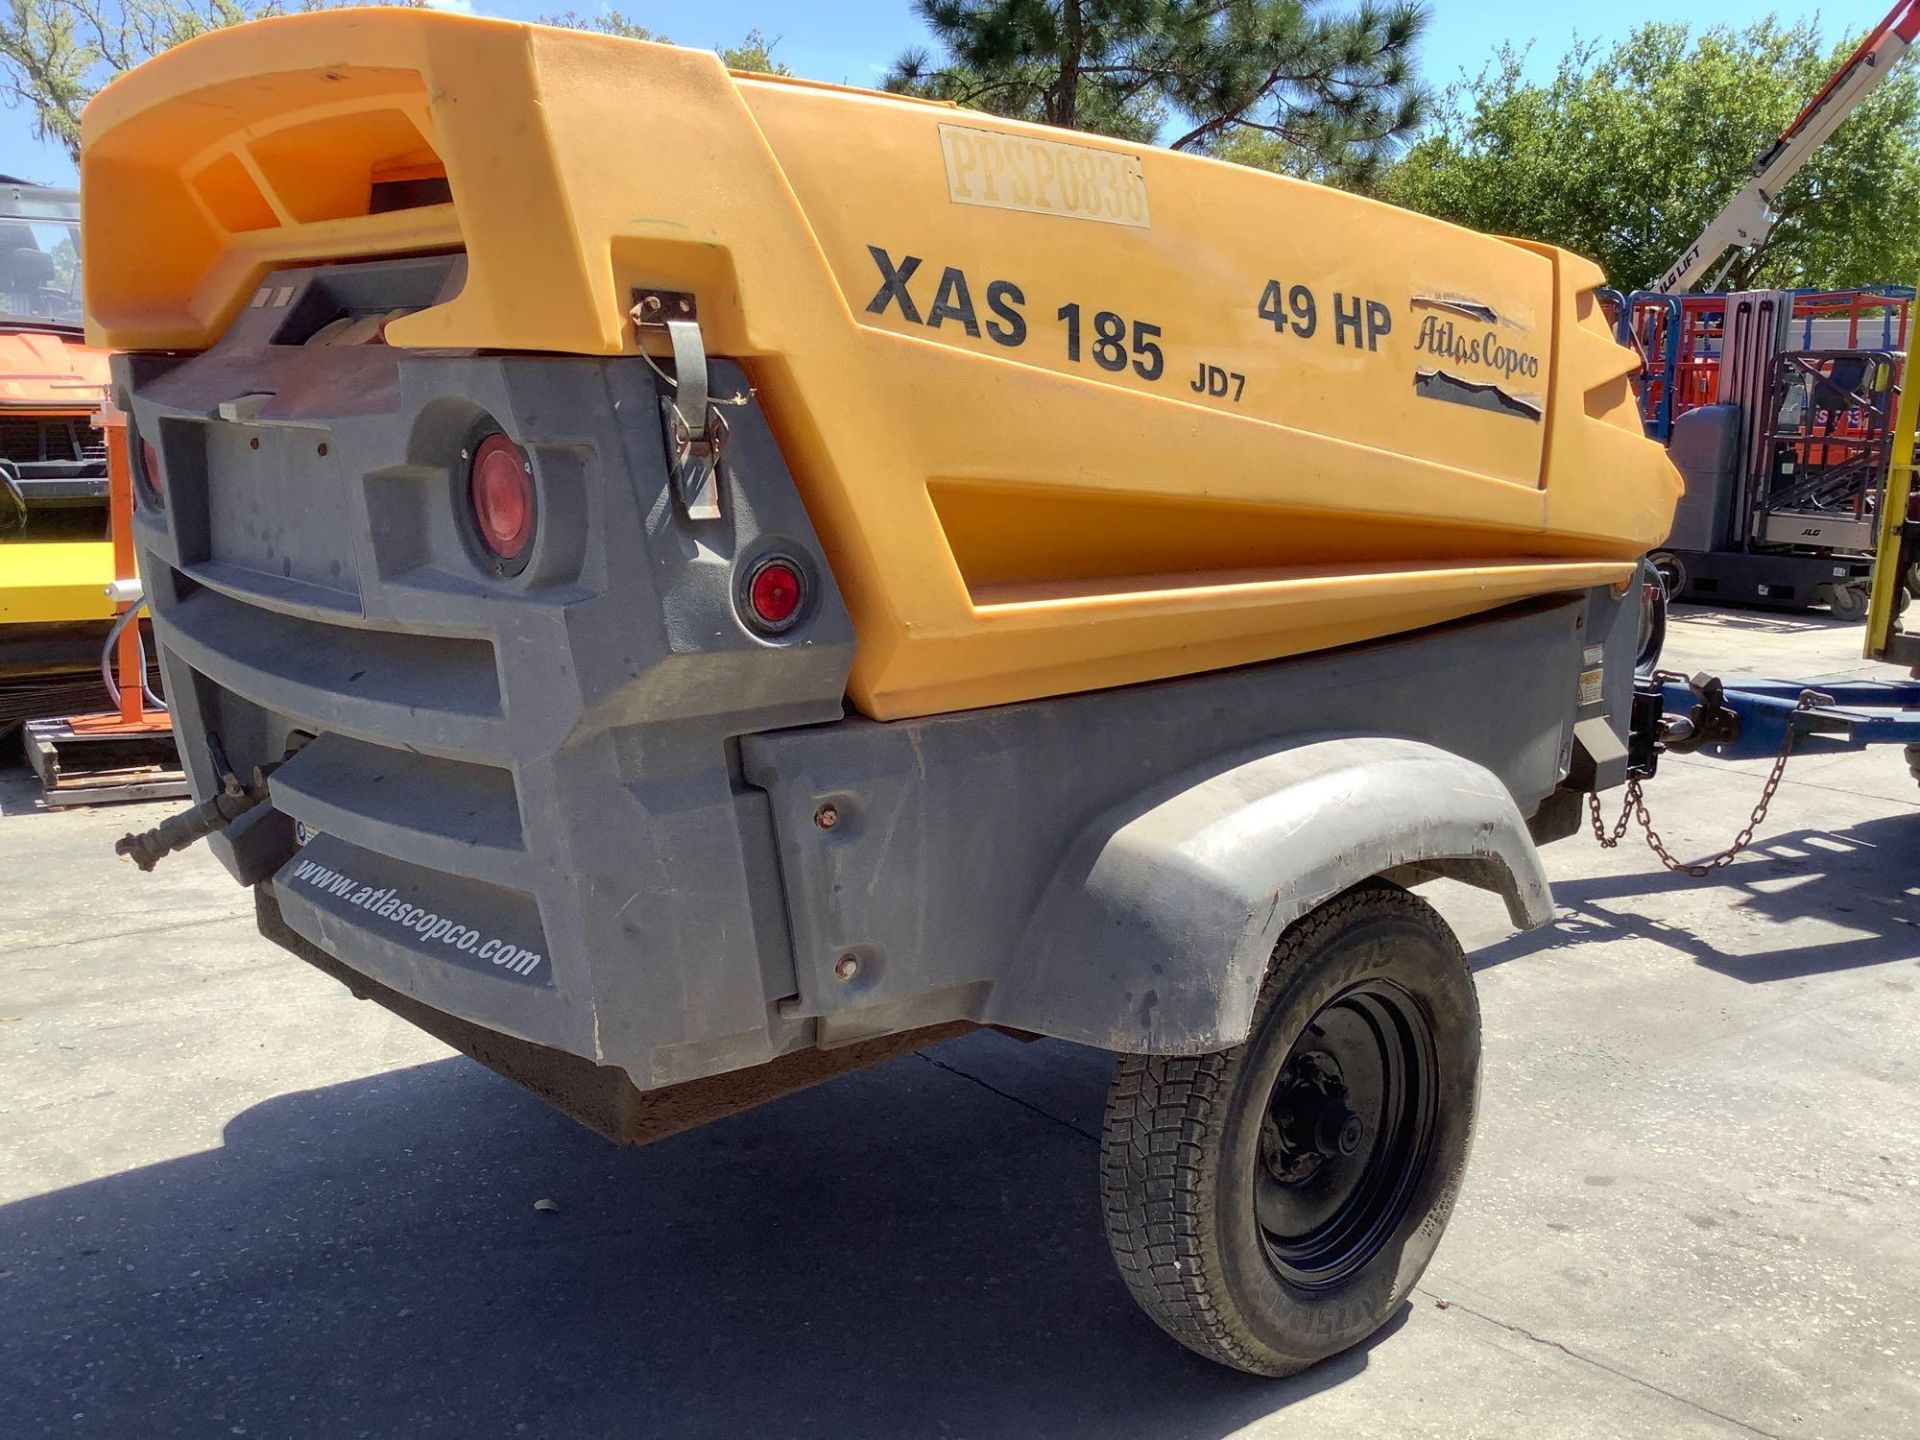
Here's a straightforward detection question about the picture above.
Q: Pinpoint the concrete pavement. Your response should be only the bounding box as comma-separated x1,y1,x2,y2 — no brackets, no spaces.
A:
1,604,1916,1438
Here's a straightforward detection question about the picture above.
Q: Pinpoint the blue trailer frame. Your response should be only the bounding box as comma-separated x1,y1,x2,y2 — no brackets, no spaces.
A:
1658,675,1920,762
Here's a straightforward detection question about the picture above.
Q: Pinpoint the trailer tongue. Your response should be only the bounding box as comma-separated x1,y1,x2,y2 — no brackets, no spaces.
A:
85,11,1679,1378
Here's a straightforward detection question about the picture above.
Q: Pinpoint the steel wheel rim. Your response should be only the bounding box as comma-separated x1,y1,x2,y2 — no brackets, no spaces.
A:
1254,979,1439,1291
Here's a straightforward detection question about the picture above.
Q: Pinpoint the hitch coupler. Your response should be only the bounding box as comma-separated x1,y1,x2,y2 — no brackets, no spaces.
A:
115,769,274,872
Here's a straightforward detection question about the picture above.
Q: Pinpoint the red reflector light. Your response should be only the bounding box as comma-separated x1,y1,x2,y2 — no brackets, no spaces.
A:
467,434,535,569
139,438,163,508
745,557,805,632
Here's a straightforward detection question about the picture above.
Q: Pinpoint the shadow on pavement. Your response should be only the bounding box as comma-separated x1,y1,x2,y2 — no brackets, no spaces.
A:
1668,604,1852,636
1,1033,1384,1438
0,765,50,817
1474,812,1920,983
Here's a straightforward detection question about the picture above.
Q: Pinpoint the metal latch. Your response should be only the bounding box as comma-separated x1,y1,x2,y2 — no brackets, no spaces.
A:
214,390,329,431
216,392,275,423
630,290,747,522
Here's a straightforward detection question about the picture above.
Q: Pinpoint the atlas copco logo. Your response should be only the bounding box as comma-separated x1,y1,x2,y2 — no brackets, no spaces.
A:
289,858,544,977
1414,315,1541,382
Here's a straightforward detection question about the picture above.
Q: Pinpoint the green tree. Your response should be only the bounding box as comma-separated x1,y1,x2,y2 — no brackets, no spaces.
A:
1381,19,1920,290
536,11,790,75
0,1,788,168
535,8,662,41
717,26,789,76
886,0,1428,186
0,0,285,162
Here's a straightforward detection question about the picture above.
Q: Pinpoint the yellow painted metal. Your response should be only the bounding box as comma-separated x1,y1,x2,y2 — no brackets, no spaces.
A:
81,12,1681,720
1866,302,1920,660
0,333,114,631
0,540,115,624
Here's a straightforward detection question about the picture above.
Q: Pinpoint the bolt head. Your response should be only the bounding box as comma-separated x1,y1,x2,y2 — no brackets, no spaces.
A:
814,803,839,830
833,954,860,981
1337,1114,1365,1156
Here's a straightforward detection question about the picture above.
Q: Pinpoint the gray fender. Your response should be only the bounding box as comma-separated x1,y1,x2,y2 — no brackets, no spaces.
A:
988,737,1553,1055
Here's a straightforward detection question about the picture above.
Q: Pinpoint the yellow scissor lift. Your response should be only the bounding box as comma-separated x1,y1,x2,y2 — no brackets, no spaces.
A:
1866,316,1920,669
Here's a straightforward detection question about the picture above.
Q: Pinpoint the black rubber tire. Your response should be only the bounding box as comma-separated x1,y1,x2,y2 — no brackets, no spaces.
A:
1101,880,1479,1377
1635,556,1668,676
1827,582,1871,623
1648,550,1686,602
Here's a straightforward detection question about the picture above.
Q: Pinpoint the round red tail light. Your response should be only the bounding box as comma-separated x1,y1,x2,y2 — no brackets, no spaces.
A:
467,434,535,571
745,556,806,633
139,438,164,509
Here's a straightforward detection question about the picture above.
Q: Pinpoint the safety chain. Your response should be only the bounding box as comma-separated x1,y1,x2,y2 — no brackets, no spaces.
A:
1587,696,1806,877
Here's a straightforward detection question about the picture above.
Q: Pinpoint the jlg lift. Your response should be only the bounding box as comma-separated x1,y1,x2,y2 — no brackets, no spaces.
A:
1602,309,1920,882
1656,1,1920,294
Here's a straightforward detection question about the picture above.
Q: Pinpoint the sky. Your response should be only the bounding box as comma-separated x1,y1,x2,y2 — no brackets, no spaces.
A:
0,0,1862,187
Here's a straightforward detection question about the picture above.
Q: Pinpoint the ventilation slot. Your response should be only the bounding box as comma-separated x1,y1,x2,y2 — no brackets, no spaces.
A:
269,254,462,347
191,152,277,233
247,108,447,225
